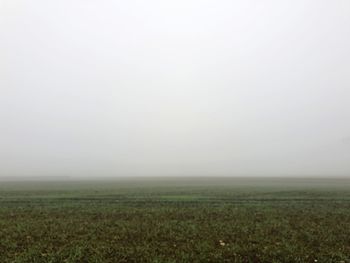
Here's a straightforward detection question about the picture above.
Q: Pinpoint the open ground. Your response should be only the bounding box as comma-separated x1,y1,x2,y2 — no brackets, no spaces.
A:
0,177,349,263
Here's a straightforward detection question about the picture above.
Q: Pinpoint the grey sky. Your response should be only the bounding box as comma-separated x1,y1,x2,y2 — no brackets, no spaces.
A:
1,0,350,177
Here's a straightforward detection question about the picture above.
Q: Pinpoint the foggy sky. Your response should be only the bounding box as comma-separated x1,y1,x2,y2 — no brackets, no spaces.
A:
1,0,350,178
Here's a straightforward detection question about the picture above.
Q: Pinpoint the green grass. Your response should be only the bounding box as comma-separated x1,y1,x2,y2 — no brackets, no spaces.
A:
0,177,349,262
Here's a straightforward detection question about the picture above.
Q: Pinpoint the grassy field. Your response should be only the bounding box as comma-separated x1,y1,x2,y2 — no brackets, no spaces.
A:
0,177,349,263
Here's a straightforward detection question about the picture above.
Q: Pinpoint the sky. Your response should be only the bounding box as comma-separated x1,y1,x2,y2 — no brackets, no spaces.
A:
1,0,350,178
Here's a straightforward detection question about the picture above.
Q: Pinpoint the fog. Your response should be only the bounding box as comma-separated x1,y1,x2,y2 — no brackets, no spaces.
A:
1,0,350,178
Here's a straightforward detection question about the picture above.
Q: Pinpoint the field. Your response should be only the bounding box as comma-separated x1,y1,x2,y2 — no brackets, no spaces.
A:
0,177,349,263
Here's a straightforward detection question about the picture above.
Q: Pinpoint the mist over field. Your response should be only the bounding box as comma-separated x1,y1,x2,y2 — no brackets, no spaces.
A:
1,2,350,262
1,0,350,178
